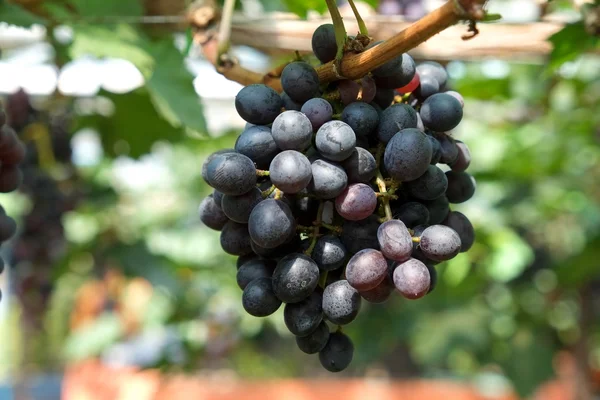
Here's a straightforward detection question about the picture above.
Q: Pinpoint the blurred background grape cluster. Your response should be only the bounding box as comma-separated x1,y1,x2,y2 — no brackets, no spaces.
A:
0,0,599,398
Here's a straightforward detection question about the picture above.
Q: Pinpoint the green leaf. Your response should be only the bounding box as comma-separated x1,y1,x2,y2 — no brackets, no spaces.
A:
0,3,47,27
77,90,184,158
146,41,208,134
548,22,600,72
70,0,143,17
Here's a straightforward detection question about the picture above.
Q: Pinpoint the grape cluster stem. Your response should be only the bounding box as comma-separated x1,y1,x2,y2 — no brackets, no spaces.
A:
304,201,325,256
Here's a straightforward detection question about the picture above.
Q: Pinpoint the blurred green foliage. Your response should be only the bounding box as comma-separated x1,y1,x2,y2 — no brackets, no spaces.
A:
0,0,599,398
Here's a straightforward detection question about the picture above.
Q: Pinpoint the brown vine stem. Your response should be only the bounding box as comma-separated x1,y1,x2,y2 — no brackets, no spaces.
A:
196,0,486,89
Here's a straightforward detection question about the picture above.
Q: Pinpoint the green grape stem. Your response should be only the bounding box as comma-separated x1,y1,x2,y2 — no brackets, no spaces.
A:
304,201,325,256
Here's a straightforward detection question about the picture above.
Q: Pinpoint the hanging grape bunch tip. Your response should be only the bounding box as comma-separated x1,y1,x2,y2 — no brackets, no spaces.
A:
199,23,475,372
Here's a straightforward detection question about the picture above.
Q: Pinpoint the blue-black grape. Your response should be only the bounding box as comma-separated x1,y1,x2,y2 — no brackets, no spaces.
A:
205,152,257,196
414,75,440,100
311,24,337,63
393,258,430,299
296,321,330,354
392,201,430,228
237,254,259,270
377,104,418,144
416,61,448,89
422,196,450,225
319,331,354,372
419,224,461,261
248,199,296,248
377,220,413,262
308,159,348,199
213,189,224,206
437,134,459,165
372,88,395,109
312,234,347,271
236,258,275,289
235,125,279,168
345,248,388,291
428,135,442,164
272,253,320,303
269,150,312,194
445,171,476,203
271,110,313,151
384,128,432,182
220,220,253,256
338,76,376,105
201,149,234,183
221,187,263,223
284,291,323,336
420,93,463,132
198,194,229,231
301,97,333,131
281,62,320,103
322,279,361,325
281,92,303,111
341,147,377,184
450,140,471,172
341,102,379,137
242,277,282,317
443,211,475,252
405,165,448,201
341,215,381,254
235,84,282,125
427,263,438,293
335,183,377,221
446,91,465,108
315,121,356,162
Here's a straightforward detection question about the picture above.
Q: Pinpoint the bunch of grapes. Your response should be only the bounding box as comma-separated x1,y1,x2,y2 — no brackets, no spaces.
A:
0,102,27,301
198,24,475,372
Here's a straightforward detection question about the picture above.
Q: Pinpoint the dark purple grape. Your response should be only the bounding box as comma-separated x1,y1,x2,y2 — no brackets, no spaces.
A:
308,159,348,199
341,102,379,137
445,91,464,108
383,128,432,182
312,234,347,271
377,220,412,262
220,220,253,256
445,171,476,203
420,225,461,261
248,199,296,249
372,88,395,109
346,249,388,291
269,150,312,194
414,75,440,100
319,331,354,372
235,125,278,168
334,183,377,221
281,62,320,103
322,280,361,325
201,149,235,183
428,135,442,164
242,277,282,317
405,165,448,201
284,291,323,336
205,153,257,196
427,263,438,293
337,76,376,105
341,215,380,254
0,166,23,193
198,194,229,230
315,121,356,162
296,320,329,354
236,258,275,289
422,196,450,225
376,103,418,144
272,253,320,303
359,272,394,303
221,187,263,224
450,141,471,172
213,190,224,206
271,110,313,151
443,211,475,252
341,147,377,184
417,112,425,132
312,23,337,63
417,61,448,89
420,93,463,132
281,92,303,111
438,134,459,164
392,201,430,228
393,258,430,299
301,98,333,131
237,254,258,269
235,84,282,125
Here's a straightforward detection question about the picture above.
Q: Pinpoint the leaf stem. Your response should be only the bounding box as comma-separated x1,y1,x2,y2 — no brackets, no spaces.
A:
318,271,328,289
325,0,348,62
261,184,276,198
216,0,236,62
256,169,270,177
412,236,421,243
374,143,392,221
347,0,369,36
